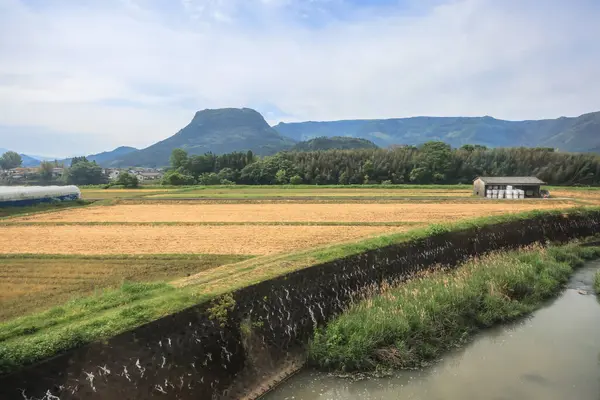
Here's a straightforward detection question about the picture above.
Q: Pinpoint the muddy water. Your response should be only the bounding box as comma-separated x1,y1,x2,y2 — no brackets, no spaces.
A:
265,261,600,400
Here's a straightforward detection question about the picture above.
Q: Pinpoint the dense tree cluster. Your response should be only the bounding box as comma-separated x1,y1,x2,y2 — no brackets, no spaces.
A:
65,157,108,185
115,172,139,188
0,151,23,170
163,150,256,185
166,142,600,186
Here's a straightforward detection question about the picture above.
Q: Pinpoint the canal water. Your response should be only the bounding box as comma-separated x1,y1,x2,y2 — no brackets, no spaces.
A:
265,261,600,400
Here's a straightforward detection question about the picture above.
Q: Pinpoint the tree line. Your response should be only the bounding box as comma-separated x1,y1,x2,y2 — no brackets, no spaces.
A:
4,142,600,187
163,142,600,186
0,152,115,186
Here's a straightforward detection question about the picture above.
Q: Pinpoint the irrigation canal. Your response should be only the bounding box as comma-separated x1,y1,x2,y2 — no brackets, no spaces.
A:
264,260,600,400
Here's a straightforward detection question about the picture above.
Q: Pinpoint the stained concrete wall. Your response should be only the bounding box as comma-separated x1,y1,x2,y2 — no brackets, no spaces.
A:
1,211,599,399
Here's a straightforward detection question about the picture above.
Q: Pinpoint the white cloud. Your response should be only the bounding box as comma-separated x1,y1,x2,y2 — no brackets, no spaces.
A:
0,0,599,155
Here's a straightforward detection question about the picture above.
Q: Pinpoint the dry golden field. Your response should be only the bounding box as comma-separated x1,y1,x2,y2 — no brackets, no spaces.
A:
0,224,405,255
10,201,576,224
550,189,600,204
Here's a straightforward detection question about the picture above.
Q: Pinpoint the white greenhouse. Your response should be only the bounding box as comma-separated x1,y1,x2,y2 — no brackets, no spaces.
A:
0,186,81,207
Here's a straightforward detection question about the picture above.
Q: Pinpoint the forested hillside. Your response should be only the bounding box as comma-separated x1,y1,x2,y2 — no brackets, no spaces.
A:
290,137,378,152
163,142,600,186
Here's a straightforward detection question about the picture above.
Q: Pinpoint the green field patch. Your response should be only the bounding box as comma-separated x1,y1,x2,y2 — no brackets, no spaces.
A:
0,200,92,220
79,189,182,200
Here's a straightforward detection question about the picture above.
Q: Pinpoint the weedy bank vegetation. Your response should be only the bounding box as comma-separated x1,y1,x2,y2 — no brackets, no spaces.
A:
308,243,600,371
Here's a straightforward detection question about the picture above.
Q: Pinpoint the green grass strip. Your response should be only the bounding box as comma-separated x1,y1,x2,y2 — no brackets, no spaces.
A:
0,282,215,375
595,270,600,295
0,200,93,220
308,244,600,372
167,184,473,191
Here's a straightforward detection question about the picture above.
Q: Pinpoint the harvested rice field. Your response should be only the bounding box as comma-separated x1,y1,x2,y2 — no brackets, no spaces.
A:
0,225,404,255
8,201,576,224
550,189,600,204
0,254,248,320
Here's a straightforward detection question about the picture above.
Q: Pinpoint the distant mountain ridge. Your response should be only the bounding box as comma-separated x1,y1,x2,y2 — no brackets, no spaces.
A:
78,146,137,167
38,146,139,168
273,111,600,153
7,109,598,169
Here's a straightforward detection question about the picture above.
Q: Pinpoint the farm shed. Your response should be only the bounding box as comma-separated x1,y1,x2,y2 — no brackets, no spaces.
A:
473,177,546,199
0,186,81,207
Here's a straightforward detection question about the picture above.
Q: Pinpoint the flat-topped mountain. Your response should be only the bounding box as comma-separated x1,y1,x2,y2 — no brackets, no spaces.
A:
112,108,295,167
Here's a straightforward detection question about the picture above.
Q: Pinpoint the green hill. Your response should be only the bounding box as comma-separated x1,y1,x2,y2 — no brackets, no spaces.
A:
273,112,600,153
54,146,138,168
113,108,295,167
289,136,378,152
88,146,138,166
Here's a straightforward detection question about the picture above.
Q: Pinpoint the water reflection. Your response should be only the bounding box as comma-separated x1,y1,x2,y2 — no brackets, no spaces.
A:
265,261,600,400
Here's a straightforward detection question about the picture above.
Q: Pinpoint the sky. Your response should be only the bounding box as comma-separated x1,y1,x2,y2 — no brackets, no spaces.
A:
0,0,599,157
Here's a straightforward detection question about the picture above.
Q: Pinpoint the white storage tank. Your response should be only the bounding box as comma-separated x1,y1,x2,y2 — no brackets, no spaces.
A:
0,186,81,207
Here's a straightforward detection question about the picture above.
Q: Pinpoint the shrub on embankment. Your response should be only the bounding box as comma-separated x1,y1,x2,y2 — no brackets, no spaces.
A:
595,270,600,295
308,244,600,372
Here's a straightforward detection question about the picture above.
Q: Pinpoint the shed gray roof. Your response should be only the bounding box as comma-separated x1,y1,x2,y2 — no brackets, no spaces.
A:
476,176,546,185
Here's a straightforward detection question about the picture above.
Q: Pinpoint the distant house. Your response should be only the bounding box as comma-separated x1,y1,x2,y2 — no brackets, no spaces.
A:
52,168,64,178
136,172,163,181
107,170,121,181
8,167,34,176
473,177,546,198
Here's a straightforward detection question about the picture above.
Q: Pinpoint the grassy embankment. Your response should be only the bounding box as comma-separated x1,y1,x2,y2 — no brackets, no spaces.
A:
0,207,598,375
595,270,600,295
0,254,251,321
308,243,600,371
